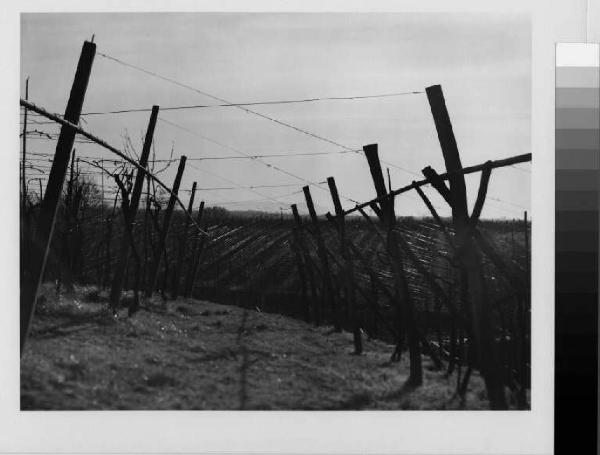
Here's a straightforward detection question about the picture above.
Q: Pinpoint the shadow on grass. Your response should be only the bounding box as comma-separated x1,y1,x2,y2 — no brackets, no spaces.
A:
379,378,421,402
333,391,373,410
31,313,114,340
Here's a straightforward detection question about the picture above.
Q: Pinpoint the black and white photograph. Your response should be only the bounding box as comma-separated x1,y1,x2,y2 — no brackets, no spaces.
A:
19,12,532,411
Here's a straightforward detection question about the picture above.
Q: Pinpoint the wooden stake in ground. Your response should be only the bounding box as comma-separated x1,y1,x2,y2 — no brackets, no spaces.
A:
363,143,422,385
303,186,341,331
171,181,197,299
145,156,187,300
327,177,362,353
113,175,143,316
109,106,159,311
20,40,96,354
425,84,507,409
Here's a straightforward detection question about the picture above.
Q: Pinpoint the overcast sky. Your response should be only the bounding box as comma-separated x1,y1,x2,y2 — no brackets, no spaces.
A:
21,12,531,218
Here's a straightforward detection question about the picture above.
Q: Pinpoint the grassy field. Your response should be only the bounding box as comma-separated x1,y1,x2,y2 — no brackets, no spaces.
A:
21,284,501,410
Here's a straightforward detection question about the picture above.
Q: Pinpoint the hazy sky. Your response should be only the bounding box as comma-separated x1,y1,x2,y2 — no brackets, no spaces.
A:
21,12,531,218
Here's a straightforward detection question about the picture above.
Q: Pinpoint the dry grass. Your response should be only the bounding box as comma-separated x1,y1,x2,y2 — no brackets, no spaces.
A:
21,284,495,410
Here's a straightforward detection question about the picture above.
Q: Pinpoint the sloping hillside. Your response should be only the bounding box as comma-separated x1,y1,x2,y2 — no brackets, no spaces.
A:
21,285,494,410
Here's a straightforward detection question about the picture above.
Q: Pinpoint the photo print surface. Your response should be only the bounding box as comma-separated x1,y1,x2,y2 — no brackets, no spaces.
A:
20,12,531,410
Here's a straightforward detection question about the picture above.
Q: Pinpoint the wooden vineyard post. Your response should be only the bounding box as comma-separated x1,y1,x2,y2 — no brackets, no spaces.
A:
109,105,159,311
112,174,144,315
20,40,96,354
303,186,340,331
183,201,205,298
290,204,310,322
363,143,422,385
145,156,187,299
327,177,362,353
292,204,320,325
171,181,197,299
426,84,507,409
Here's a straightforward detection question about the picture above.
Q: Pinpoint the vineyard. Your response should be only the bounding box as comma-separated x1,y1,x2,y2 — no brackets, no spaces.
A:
20,38,531,410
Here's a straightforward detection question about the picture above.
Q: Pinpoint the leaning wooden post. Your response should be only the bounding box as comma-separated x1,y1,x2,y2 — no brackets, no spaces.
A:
20,40,95,354
426,84,506,408
145,156,187,299
171,181,197,298
363,143,422,384
109,105,159,311
183,200,205,298
327,177,362,353
303,186,340,331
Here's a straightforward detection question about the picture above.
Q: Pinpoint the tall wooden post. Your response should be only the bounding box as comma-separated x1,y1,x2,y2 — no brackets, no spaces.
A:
183,201,205,298
303,186,340,331
327,177,362,353
20,40,96,354
145,156,187,299
109,105,159,310
363,143,422,385
426,84,506,408
171,181,197,298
